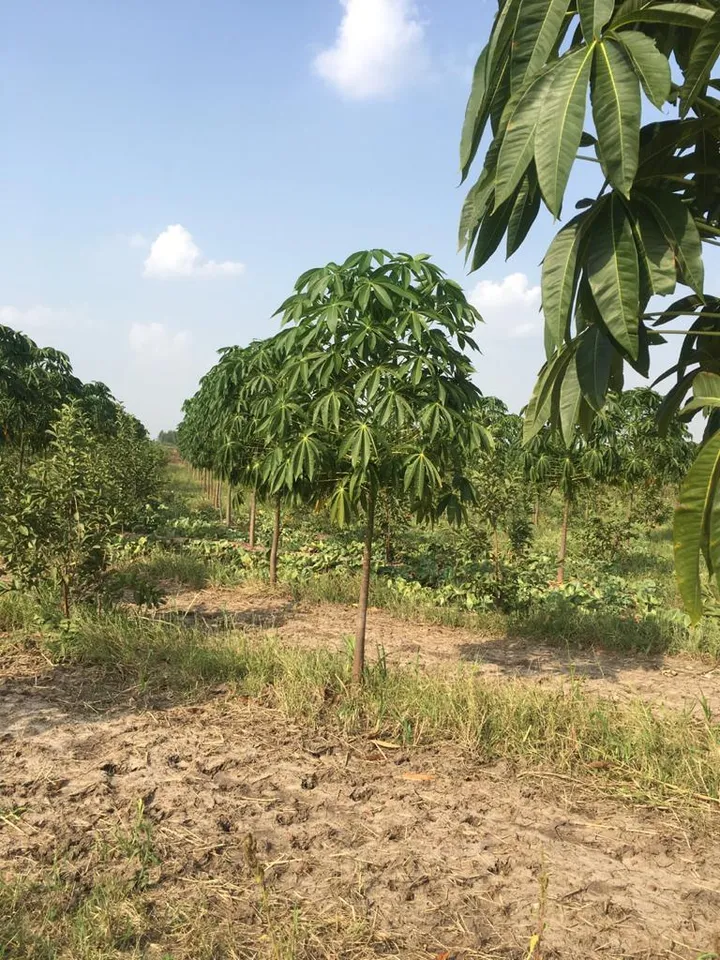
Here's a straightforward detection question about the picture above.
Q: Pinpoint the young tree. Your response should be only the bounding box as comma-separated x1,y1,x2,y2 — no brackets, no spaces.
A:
274,250,490,681
458,0,720,618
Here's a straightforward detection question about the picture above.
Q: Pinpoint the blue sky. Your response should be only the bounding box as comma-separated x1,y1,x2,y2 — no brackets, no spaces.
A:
1,0,707,434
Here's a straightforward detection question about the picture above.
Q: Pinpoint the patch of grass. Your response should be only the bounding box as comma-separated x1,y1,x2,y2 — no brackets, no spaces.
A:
40,609,720,809
130,550,209,591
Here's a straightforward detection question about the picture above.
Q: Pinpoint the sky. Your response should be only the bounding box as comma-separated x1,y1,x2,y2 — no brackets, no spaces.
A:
2,0,712,435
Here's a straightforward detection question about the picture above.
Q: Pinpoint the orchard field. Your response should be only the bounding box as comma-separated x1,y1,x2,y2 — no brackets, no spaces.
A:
5,0,720,955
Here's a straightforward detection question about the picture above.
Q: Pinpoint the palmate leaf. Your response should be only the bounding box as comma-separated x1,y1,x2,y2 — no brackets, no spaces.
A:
587,194,640,359
674,430,720,622
614,30,672,108
536,45,595,216
591,39,641,197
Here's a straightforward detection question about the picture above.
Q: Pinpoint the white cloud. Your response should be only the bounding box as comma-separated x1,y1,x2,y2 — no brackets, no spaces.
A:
143,225,245,278
129,322,192,360
313,0,429,99
468,273,542,339
0,305,75,330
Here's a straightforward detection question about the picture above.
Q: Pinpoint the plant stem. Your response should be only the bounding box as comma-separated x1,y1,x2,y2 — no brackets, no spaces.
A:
269,497,281,586
225,482,232,527
557,496,570,584
248,489,257,549
353,487,376,684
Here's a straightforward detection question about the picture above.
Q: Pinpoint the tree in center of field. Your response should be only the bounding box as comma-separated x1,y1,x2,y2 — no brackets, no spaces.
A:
274,249,491,681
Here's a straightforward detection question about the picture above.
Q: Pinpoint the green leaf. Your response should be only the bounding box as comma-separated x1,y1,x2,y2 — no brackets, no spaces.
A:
458,171,494,251
680,10,720,116
506,173,542,256
633,202,677,295
559,360,582,445
578,0,613,41
591,40,641,197
637,192,705,295
674,429,720,622
470,197,514,269
613,2,714,30
576,324,613,410
511,0,571,89
587,194,640,359
614,30,671,108
495,73,552,206
536,45,595,216
681,371,720,414
541,215,585,349
460,47,489,179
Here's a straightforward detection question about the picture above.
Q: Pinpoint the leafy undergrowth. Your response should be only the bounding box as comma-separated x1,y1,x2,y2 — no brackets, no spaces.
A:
6,610,720,810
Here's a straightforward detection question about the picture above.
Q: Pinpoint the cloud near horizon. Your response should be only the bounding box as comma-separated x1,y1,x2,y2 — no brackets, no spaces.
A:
313,0,429,99
128,322,192,360
0,304,77,332
468,273,542,340
143,225,245,278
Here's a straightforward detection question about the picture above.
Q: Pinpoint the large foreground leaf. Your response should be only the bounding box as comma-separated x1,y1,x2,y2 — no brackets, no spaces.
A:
541,215,585,349
674,430,720,622
578,0,613,41
587,195,640,359
511,0,571,89
615,30,672,108
495,74,551,206
575,324,613,410
591,40,641,197
638,192,705,294
536,45,595,216
680,10,720,115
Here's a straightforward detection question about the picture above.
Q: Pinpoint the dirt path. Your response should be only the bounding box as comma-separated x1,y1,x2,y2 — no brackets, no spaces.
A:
167,584,720,716
1,657,720,959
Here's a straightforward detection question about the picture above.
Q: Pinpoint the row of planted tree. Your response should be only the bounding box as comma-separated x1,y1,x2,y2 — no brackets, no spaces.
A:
177,250,696,681
0,325,163,616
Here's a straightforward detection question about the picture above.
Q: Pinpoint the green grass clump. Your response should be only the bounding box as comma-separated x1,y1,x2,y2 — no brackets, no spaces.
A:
30,609,720,808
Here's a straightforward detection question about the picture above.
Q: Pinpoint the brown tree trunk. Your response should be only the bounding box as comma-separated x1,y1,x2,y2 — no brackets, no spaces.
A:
214,478,221,510
533,494,540,526
353,488,376,684
269,498,281,586
225,483,232,526
248,489,257,548
557,496,570,584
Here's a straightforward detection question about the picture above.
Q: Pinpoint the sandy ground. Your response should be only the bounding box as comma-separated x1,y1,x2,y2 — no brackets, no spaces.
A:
1,649,720,959
167,584,720,716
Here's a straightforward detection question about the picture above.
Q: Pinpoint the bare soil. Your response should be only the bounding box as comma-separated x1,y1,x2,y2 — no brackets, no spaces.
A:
167,584,720,716
2,641,720,959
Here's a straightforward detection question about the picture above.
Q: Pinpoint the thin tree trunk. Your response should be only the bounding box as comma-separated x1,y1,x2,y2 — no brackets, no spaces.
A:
557,496,570,584
533,494,540,527
225,483,232,526
353,488,376,684
248,489,257,548
384,496,392,564
269,498,281,586
215,478,221,510
61,580,70,620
